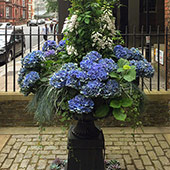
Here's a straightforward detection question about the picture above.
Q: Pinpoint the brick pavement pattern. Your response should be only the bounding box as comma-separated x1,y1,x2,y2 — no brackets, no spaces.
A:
0,127,170,170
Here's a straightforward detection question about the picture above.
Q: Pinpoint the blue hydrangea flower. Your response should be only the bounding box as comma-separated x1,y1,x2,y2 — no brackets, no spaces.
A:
128,48,144,61
42,40,57,51
18,67,27,84
86,63,108,81
57,40,66,47
65,69,87,89
49,70,68,88
22,51,45,69
83,51,102,62
101,79,120,98
22,71,40,87
130,60,154,78
98,58,118,73
44,49,56,58
80,80,104,97
68,95,94,114
80,59,94,71
56,40,66,52
61,63,78,72
114,45,128,59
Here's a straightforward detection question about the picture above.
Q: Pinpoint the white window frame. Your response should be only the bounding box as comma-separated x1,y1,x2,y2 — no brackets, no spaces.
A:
6,7,10,18
23,10,26,19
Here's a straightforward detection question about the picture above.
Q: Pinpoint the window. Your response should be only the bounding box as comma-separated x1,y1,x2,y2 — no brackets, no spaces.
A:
29,13,31,19
23,10,25,19
29,5,31,11
6,7,9,18
143,0,156,12
23,0,25,7
15,9,17,17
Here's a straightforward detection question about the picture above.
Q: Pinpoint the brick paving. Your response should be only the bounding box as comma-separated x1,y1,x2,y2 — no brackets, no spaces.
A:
0,127,170,170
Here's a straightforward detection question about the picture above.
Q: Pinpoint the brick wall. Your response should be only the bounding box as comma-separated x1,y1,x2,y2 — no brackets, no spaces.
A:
0,92,170,127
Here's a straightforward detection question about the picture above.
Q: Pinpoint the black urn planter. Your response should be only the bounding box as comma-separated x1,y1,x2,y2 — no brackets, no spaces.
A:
65,114,105,170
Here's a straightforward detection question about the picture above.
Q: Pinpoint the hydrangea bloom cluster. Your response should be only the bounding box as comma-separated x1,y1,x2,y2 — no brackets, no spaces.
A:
101,79,120,99
114,45,154,78
18,67,27,85
20,71,40,96
22,51,45,69
42,40,57,51
130,59,154,78
18,50,46,95
56,39,66,52
50,51,120,114
49,70,68,89
68,95,94,114
114,45,144,61
44,49,56,58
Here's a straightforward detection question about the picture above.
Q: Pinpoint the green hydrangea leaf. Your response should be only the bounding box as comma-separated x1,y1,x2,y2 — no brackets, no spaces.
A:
117,68,124,73
121,97,133,107
110,99,121,108
112,108,127,121
118,58,129,68
123,67,136,82
85,18,90,24
109,72,119,79
94,104,109,118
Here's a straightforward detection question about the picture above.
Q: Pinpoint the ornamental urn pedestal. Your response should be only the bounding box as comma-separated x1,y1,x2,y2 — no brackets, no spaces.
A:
65,114,105,170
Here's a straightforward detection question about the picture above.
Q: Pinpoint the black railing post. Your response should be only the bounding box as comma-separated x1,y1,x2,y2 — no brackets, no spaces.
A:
38,26,40,50
13,26,16,92
165,27,168,91
30,26,32,52
5,26,8,92
157,26,160,91
141,26,144,90
21,26,24,58
145,0,150,62
133,26,136,48
149,26,152,91
125,26,128,47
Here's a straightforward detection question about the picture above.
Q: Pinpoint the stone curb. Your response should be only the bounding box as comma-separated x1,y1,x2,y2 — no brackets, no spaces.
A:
0,127,170,135
0,90,170,101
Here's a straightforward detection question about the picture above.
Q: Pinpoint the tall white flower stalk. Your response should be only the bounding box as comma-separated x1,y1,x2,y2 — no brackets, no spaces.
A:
62,15,78,35
91,9,116,51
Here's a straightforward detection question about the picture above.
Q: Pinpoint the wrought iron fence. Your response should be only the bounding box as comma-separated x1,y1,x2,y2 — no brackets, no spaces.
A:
0,25,169,92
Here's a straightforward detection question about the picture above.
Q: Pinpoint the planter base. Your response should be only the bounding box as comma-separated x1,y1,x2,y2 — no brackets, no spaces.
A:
65,125,105,170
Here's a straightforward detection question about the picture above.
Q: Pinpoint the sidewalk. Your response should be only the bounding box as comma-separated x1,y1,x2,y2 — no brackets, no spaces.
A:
0,127,170,170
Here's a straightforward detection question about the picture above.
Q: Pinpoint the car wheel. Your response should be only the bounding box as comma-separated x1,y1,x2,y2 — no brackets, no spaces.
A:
6,51,13,63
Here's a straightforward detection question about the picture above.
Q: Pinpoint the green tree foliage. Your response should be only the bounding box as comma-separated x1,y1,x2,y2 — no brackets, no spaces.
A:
45,0,58,13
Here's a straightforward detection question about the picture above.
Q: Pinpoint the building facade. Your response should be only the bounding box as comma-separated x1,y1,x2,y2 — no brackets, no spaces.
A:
28,0,33,20
33,0,46,19
0,0,28,25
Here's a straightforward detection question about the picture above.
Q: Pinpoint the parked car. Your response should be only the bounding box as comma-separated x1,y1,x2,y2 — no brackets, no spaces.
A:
0,27,25,63
0,22,12,29
37,19,45,25
28,19,38,26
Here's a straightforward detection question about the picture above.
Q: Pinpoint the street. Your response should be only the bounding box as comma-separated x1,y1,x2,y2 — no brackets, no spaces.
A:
0,23,57,91
19,22,55,51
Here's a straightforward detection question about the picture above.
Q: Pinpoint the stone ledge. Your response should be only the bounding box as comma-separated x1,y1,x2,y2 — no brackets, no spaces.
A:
0,127,170,135
0,90,170,101
0,92,33,101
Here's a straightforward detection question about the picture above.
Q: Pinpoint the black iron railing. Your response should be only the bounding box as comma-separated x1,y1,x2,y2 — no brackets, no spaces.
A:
0,25,169,92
